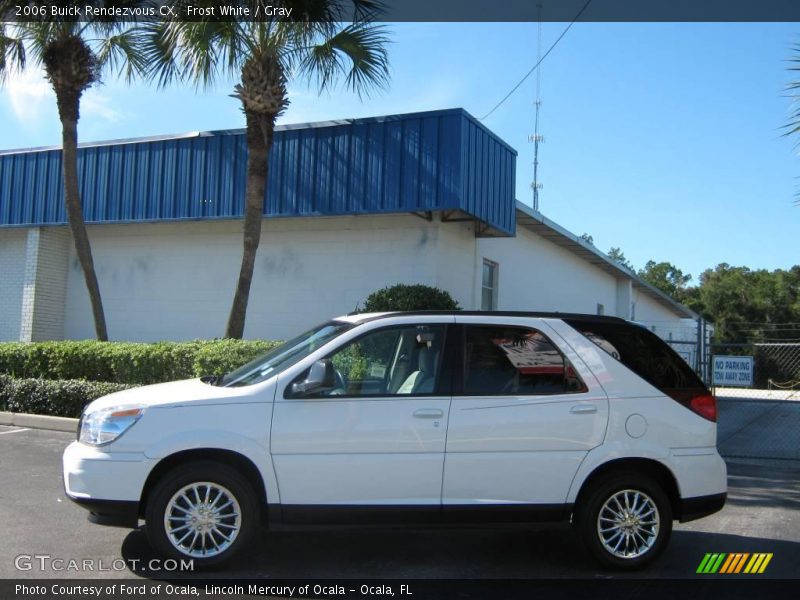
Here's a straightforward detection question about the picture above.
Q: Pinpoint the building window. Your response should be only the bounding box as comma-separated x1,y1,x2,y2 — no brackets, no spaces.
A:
481,259,499,310
597,303,605,316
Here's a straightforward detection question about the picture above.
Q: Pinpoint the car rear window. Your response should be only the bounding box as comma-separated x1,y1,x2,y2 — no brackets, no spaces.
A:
463,325,587,395
563,319,706,394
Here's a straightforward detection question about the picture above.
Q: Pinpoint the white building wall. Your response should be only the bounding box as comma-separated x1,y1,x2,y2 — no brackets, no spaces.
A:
0,229,26,341
433,218,479,309
476,227,619,315
64,215,475,342
633,287,697,341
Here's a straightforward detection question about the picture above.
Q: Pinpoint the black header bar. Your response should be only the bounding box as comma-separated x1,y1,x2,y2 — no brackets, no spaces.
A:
3,0,800,23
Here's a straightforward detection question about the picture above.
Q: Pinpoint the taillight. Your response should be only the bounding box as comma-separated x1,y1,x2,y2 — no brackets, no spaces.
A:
689,394,717,422
666,389,717,422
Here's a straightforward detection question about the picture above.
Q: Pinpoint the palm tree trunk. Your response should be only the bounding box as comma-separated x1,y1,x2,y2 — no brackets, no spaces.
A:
225,112,274,339
56,90,108,341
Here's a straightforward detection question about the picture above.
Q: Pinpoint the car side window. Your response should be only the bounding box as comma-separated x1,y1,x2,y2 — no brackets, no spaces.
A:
290,324,447,398
463,325,587,396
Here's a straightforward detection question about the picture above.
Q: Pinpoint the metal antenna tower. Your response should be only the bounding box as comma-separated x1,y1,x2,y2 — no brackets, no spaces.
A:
529,3,544,211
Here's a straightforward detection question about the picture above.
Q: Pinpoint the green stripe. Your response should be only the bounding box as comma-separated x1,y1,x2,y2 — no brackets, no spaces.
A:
710,553,727,573
697,554,714,573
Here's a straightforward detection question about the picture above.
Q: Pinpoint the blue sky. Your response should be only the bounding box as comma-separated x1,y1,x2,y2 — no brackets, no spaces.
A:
1,22,798,282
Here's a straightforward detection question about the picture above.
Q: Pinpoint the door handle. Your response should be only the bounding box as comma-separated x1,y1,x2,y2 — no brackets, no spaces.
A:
413,409,444,419
570,404,597,415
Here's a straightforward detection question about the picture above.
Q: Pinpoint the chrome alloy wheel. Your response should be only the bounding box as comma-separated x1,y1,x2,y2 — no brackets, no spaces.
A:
163,482,242,558
596,489,660,559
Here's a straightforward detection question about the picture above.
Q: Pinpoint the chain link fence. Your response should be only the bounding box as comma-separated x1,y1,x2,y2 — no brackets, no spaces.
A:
710,342,800,401
708,341,800,461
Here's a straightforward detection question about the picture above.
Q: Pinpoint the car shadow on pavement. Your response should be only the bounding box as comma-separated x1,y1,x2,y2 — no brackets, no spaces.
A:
119,525,800,580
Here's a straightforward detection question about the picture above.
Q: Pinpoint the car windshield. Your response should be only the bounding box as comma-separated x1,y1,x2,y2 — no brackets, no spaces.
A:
219,321,354,387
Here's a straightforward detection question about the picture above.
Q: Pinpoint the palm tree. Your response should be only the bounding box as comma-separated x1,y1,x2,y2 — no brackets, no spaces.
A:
0,12,146,340
145,1,390,338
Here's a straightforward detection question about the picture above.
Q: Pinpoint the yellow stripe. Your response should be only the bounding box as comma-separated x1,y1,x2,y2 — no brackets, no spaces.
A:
720,554,736,574
749,554,766,573
757,553,773,574
744,554,759,574
734,553,750,573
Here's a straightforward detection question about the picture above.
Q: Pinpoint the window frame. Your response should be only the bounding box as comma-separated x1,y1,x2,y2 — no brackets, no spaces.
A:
481,258,499,311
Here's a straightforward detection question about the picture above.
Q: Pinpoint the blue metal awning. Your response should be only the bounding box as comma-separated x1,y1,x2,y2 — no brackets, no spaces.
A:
0,108,516,236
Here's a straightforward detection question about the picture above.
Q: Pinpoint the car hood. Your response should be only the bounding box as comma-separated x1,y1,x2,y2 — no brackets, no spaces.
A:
83,378,274,413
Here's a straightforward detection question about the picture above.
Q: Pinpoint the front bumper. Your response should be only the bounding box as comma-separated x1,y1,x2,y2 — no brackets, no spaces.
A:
62,441,155,528
66,496,140,528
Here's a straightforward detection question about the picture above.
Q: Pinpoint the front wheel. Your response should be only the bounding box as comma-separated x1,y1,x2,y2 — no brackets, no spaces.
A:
145,461,260,568
576,473,672,570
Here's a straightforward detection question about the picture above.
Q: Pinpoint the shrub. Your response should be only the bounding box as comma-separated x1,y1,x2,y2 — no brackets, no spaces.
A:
0,339,282,385
362,284,460,312
192,339,280,378
0,374,133,418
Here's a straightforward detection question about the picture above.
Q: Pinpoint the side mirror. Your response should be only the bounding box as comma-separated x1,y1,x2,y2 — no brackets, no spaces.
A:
290,359,336,397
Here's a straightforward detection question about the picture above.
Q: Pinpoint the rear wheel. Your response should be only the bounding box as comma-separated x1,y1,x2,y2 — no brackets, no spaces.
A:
145,461,259,568
576,473,672,570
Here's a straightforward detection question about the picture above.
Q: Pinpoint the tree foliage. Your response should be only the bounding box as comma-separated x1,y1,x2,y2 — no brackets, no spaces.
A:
638,260,692,302
608,247,635,271
600,244,799,343
689,264,800,343
362,284,460,312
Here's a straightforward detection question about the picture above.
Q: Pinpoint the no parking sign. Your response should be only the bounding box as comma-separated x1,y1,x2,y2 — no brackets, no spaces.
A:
712,355,753,387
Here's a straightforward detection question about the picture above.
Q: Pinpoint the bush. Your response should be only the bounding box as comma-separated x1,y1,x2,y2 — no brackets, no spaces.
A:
0,339,282,385
191,339,280,377
0,374,133,418
362,284,460,312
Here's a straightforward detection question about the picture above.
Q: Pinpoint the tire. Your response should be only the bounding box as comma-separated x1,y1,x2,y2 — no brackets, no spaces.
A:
576,472,672,570
145,460,260,568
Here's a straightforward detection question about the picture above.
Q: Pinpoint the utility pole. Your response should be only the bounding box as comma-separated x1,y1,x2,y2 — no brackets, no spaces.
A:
530,3,544,211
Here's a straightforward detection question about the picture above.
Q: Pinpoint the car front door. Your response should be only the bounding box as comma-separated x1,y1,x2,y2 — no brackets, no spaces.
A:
442,316,608,516
270,318,454,523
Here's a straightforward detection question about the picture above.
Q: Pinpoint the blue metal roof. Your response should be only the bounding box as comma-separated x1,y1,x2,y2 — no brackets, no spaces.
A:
0,108,516,235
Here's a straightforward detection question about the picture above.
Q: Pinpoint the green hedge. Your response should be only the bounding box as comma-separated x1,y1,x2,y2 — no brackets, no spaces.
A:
0,339,281,385
362,283,460,312
0,374,134,418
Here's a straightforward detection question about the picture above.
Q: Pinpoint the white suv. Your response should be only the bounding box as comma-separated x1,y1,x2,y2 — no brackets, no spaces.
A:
63,312,726,569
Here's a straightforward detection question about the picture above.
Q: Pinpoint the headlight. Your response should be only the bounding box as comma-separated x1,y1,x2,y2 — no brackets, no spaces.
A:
78,405,146,446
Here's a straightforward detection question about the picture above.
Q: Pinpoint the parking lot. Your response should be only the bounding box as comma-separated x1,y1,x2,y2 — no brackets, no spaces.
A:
1,398,799,582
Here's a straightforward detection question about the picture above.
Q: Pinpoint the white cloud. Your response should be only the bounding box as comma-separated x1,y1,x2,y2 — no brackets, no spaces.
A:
4,68,124,129
81,88,124,123
5,68,54,125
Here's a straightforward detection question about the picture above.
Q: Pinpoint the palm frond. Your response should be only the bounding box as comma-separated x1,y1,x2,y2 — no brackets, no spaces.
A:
297,21,390,98
94,26,149,83
0,26,26,81
143,17,249,89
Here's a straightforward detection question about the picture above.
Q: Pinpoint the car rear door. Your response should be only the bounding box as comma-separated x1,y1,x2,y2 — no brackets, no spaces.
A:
442,315,608,512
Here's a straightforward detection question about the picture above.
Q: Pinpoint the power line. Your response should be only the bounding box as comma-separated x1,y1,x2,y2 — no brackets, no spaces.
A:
479,0,594,121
